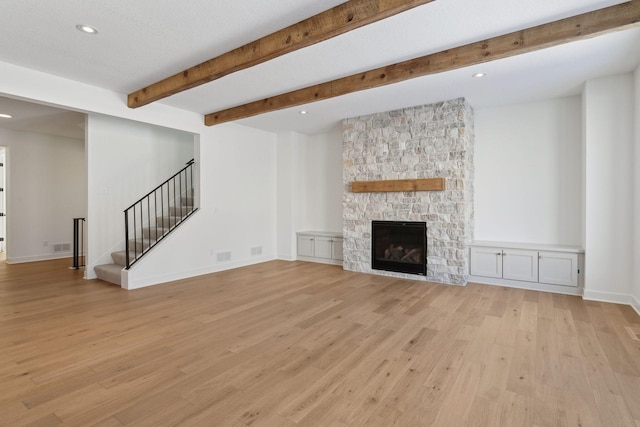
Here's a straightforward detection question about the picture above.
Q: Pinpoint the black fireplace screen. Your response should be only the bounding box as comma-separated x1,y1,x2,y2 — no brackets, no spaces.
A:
371,221,427,275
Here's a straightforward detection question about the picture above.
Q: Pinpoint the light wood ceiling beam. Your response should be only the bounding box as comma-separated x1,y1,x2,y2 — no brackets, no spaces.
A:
204,1,640,126
127,0,435,108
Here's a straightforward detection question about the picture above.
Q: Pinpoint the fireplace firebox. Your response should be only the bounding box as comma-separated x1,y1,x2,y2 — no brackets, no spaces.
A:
371,221,427,276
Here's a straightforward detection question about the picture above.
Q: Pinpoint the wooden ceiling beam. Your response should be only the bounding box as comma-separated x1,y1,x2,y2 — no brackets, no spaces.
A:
127,0,435,108
204,1,640,126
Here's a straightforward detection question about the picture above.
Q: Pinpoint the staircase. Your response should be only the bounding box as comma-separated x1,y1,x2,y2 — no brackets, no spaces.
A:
94,160,196,286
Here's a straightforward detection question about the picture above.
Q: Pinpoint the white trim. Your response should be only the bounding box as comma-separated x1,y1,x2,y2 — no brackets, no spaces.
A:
631,295,640,317
6,253,73,264
469,241,584,253
277,254,297,261
582,289,632,305
467,275,582,296
296,255,343,266
85,241,124,280
297,231,343,238
122,255,275,290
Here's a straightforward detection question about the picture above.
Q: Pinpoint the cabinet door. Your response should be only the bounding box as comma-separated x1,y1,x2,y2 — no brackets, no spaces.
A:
297,235,314,257
314,236,333,259
332,237,344,261
502,249,538,282
538,251,578,287
470,247,503,278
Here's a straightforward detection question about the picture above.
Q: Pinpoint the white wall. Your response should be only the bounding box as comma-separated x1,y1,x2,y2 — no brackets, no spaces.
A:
305,129,343,232
126,123,277,288
275,129,343,261
0,128,85,263
86,114,194,277
276,131,308,260
2,58,638,308
0,60,279,289
474,97,583,245
633,66,640,315
583,74,635,303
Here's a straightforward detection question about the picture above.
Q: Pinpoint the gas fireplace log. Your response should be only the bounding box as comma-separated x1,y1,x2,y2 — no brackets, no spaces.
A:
401,248,421,263
384,244,402,260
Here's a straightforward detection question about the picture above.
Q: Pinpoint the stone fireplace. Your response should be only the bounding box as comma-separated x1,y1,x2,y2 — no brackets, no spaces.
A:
342,98,474,285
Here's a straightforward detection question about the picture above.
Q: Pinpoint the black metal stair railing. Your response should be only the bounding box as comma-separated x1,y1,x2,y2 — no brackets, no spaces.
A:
72,217,86,269
124,159,197,269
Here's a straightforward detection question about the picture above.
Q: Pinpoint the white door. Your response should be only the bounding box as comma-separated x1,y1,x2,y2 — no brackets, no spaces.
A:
0,148,5,254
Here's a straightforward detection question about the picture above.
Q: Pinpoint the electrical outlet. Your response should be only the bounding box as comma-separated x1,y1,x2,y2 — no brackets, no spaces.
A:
43,240,48,247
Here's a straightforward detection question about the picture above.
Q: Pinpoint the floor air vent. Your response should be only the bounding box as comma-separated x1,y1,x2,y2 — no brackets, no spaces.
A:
625,326,640,341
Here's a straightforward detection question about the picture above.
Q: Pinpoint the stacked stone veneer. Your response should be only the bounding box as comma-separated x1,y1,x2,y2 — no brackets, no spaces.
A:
342,98,474,285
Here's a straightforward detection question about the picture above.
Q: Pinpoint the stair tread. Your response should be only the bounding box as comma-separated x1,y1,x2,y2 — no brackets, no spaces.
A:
129,237,154,243
118,195,197,271
95,263,123,271
111,251,127,266
94,263,123,285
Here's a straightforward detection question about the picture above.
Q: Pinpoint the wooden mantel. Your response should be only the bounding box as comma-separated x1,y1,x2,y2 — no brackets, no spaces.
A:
351,178,445,193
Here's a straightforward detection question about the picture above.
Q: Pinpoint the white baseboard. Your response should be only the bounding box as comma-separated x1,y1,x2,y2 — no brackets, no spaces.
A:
277,254,297,261
296,255,343,266
122,255,276,290
85,241,126,280
467,275,582,296
468,275,640,312
6,253,73,264
582,289,632,305
630,294,640,317
110,257,640,321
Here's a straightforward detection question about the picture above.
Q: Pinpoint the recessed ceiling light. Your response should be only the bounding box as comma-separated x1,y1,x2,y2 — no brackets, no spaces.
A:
472,72,486,78
76,24,98,34
0,113,12,119
299,110,308,115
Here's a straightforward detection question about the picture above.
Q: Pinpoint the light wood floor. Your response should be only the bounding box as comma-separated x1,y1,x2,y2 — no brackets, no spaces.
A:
1,259,639,426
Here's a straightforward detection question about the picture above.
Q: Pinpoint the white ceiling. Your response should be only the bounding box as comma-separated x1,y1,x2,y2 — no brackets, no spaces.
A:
0,0,639,136
0,97,85,140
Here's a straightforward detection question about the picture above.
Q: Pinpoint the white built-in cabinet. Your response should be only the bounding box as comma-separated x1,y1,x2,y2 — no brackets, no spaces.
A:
469,242,584,294
297,231,343,265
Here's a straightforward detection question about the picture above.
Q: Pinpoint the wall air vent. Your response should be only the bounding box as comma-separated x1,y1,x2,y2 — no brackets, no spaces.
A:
53,243,72,253
216,251,231,262
250,246,262,256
